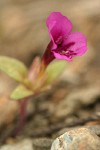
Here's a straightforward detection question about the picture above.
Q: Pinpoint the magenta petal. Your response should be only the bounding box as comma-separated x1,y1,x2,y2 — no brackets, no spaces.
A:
43,12,87,64
46,12,72,49
53,51,72,62
64,32,87,56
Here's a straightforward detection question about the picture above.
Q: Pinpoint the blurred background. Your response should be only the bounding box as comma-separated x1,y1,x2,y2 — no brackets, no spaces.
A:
0,0,100,92
0,0,100,146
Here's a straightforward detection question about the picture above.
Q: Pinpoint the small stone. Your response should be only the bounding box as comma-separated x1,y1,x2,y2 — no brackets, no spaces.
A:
51,127,100,150
0,139,33,150
33,138,53,150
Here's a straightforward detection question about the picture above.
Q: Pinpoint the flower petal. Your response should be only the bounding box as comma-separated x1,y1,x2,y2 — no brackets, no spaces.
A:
53,51,72,62
46,12,72,49
64,32,87,56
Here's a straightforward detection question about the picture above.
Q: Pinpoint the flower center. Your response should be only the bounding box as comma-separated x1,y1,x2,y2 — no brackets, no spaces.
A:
60,42,76,58
61,50,76,58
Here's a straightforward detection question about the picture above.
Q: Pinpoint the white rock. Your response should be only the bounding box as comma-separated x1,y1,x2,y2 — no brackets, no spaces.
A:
0,139,33,150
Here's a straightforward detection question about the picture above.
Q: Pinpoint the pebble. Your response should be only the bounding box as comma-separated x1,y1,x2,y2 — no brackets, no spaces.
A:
0,139,33,150
51,127,100,150
33,138,53,150
0,138,53,150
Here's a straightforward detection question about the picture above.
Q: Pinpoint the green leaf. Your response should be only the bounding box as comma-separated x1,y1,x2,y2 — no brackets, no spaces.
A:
46,60,66,84
0,56,28,82
11,85,33,100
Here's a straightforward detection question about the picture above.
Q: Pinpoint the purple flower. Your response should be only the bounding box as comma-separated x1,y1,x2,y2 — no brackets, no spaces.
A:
46,12,87,61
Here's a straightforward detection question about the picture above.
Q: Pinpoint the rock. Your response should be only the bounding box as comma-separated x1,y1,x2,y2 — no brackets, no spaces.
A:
51,127,100,150
88,125,100,136
0,139,33,150
0,138,53,150
33,138,53,150
53,125,100,139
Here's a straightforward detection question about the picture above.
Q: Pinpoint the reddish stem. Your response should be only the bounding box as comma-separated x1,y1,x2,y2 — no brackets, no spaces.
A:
15,98,28,136
42,41,55,68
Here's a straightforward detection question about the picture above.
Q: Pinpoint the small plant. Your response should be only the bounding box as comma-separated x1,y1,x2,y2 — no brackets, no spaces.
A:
0,12,87,134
